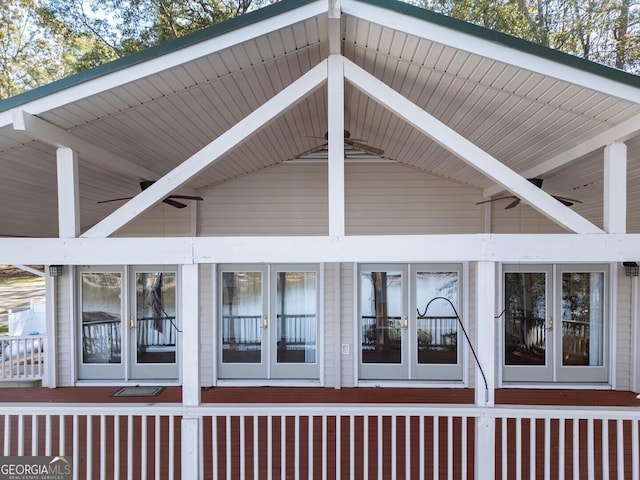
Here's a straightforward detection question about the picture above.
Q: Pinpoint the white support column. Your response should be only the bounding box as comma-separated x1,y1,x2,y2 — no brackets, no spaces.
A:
475,260,496,479
180,263,201,479
56,147,80,238
181,263,200,406
603,142,627,233
327,54,345,236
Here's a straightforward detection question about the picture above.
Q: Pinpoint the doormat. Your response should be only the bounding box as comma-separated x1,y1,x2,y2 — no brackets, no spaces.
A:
111,386,165,397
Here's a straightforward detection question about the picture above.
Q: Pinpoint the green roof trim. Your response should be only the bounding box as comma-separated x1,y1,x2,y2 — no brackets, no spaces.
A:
0,0,317,113
2,0,639,114
359,0,640,88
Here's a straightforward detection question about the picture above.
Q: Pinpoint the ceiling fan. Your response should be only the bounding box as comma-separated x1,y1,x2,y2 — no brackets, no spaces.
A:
476,178,583,210
98,180,204,209
299,130,384,157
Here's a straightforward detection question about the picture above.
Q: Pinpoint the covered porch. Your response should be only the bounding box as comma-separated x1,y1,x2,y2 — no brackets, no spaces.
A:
0,387,638,479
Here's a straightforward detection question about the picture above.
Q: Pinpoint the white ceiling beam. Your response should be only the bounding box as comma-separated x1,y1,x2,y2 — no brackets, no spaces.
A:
484,113,640,197
342,57,602,234
0,1,327,128
12,110,161,181
328,0,341,54
328,54,345,236
83,60,328,238
56,147,80,238
1,234,639,264
343,0,640,103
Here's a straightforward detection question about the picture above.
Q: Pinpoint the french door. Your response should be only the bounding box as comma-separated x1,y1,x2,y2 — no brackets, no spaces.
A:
217,264,319,380
78,265,179,381
358,264,463,381
502,264,608,383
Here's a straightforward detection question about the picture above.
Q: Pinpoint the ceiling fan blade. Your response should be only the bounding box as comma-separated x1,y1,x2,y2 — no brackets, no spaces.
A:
553,195,582,205
505,198,521,209
162,198,188,209
168,194,204,201
297,143,328,157
346,140,384,156
476,195,517,205
97,196,134,204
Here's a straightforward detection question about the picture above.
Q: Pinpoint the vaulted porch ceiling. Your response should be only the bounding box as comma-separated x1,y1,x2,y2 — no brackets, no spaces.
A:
1,0,640,237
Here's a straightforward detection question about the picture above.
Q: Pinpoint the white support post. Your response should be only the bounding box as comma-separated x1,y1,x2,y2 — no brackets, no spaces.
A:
180,263,200,479
475,260,496,479
56,147,80,238
181,263,200,406
603,142,627,233
327,54,345,237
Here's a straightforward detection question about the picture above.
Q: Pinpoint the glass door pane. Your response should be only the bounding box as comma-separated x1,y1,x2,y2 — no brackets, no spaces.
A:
81,272,122,365
561,272,604,366
502,266,552,383
271,266,320,379
415,271,459,365
556,266,608,383
359,265,407,380
219,267,267,379
78,269,124,380
130,269,178,380
275,271,317,364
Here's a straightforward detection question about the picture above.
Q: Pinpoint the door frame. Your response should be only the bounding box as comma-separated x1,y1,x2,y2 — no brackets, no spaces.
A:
76,264,180,382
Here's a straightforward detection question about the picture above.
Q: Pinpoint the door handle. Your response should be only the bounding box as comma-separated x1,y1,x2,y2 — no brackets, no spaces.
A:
547,317,553,331
262,314,268,329
129,315,136,330
402,315,408,330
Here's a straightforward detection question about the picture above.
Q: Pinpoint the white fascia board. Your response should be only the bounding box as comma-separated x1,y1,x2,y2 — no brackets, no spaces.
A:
342,0,640,103
2,234,640,264
83,60,328,238
484,113,640,198
343,58,602,234
0,2,327,129
12,110,160,180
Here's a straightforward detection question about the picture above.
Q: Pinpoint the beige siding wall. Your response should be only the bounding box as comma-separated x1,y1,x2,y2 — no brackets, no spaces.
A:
490,205,568,233
116,203,194,237
199,264,214,386
615,265,633,390
56,270,73,387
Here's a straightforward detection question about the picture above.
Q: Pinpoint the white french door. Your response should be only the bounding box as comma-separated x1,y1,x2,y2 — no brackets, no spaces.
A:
502,264,608,384
77,265,179,381
217,264,319,380
358,264,463,382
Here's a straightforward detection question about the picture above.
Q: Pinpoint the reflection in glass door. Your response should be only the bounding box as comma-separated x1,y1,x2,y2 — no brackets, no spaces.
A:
79,269,124,379
219,267,267,379
130,269,178,380
218,265,319,380
503,265,608,384
359,266,407,380
503,267,551,382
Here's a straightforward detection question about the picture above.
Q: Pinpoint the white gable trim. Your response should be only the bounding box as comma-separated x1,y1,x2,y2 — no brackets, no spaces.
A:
83,59,328,238
342,57,602,234
343,0,640,103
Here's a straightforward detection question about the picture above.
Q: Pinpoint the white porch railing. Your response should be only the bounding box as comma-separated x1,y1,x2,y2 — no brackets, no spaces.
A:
0,335,45,381
0,403,638,479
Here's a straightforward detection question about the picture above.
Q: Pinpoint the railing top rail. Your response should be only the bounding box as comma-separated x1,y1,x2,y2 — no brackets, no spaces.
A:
1,402,639,420
0,334,46,340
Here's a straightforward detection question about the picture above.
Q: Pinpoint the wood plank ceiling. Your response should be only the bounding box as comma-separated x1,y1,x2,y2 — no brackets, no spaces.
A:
1,2,640,237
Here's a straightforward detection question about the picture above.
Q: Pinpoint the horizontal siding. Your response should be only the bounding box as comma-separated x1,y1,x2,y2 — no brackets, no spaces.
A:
616,265,632,390
199,264,214,387
56,270,72,387
199,162,486,236
116,203,193,236
490,204,568,233
341,263,355,387
199,164,328,236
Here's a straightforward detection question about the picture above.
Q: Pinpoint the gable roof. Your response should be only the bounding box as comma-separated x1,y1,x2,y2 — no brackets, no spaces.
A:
1,0,640,237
